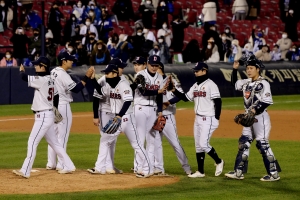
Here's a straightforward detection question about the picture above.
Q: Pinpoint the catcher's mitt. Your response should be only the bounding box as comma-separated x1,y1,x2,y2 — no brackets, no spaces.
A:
152,116,166,132
53,107,63,124
135,74,146,92
234,111,256,127
102,116,122,134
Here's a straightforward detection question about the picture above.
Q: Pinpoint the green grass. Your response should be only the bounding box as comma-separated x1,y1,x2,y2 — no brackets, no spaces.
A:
0,132,300,200
0,95,299,117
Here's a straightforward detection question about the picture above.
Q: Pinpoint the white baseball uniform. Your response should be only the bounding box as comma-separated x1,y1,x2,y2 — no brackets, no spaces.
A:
162,77,191,174
133,69,163,173
19,74,75,177
47,67,76,169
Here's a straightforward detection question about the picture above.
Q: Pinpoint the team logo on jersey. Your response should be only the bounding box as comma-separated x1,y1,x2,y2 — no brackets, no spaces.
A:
244,91,251,99
145,84,159,90
110,92,121,99
265,92,270,97
193,91,206,97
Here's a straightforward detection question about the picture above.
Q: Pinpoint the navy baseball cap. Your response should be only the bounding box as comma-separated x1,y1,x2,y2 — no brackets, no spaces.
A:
101,64,118,73
148,55,161,65
133,56,146,65
31,56,50,67
58,51,76,62
192,62,208,71
109,58,127,68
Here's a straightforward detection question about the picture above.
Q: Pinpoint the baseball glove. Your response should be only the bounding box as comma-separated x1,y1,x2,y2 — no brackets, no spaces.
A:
102,116,122,134
53,107,63,124
134,74,146,92
234,111,256,127
152,116,166,132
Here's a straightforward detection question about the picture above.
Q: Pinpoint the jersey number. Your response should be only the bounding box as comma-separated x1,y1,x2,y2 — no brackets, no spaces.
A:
47,88,54,101
123,118,128,122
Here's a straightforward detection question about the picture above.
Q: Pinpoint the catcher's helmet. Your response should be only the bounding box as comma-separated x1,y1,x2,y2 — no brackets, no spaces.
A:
238,52,265,69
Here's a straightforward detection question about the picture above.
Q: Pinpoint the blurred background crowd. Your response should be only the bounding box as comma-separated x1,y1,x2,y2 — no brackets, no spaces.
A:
0,0,299,67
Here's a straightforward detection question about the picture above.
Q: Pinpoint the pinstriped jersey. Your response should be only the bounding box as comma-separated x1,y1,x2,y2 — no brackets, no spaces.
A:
235,76,273,111
28,75,55,111
50,67,76,104
100,79,133,114
162,77,183,115
186,79,221,116
134,69,163,106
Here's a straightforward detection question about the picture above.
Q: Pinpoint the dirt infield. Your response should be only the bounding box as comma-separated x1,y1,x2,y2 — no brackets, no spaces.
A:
0,109,299,194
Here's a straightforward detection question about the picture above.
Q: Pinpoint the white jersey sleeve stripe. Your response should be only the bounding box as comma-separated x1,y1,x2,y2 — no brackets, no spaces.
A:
67,82,76,91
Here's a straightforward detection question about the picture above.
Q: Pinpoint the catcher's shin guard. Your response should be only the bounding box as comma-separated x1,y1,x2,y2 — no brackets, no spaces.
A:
234,136,252,173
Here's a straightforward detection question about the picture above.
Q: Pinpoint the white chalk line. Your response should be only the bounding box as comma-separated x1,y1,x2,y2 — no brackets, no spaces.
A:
0,114,91,122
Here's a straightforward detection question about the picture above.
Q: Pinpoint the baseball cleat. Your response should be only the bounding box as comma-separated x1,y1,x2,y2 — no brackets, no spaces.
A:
58,169,72,174
46,166,55,170
113,167,123,174
260,175,280,182
12,170,30,179
188,171,205,178
136,172,152,178
225,171,244,180
87,168,105,174
215,159,225,176
106,169,116,174
154,169,164,175
186,170,192,175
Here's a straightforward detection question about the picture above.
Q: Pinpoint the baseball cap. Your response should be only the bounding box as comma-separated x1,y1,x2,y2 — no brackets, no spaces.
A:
109,58,127,68
192,62,208,71
101,64,118,73
132,56,146,65
31,56,50,67
148,55,162,65
58,51,76,62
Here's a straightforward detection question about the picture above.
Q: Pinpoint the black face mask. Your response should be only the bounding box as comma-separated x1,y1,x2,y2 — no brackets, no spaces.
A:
36,71,50,76
89,37,95,40
195,73,208,85
154,48,159,53
106,76,120,88
34,33,39,37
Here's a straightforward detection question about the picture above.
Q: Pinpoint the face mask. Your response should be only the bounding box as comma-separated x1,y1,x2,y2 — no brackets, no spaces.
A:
162,24,167,29
85,21,91,26
89,36,95,40
77,3,82,7
98,47,102,50
143,29,148,33
22,11,25,14
137,32,143,36
64,1,67,4
72,17,76,21
289,10,294,14
89,12,94,16
292,48,296,52
158,39,163,43
5,55,11,59
154,48,159,52
225,29,229,33
160,2,166,6
282,34,287,39
221,36,226,40
257,33,263,38
68,48,73,52
146,1,151,4
34,33,39,36
91,6,95,9
0,3,5,7
211,27,216,31
207,44,212,49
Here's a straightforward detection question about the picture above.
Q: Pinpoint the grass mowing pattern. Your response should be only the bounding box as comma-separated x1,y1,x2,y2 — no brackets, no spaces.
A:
0,132,300,199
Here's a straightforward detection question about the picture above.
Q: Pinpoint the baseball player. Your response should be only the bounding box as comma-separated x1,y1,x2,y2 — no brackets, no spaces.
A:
225,54,280,181
47,51,93,170
157,63,192,175
133,55,169,176
166,62,224,178
12,57,75,178
89,64,152,177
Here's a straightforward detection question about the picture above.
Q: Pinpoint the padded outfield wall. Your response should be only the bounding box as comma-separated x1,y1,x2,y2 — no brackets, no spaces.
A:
0,62,300,105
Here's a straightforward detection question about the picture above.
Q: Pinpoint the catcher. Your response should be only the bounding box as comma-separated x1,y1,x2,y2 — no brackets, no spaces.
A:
225,53,281,182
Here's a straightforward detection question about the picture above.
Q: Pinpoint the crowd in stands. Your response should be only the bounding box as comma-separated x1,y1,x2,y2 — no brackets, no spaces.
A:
0,0,299,67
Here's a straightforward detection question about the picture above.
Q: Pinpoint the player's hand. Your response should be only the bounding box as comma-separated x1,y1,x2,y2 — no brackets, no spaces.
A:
233,61,239,69
163,101,170,110
158,112,162,117
93,118,100,126
90,66,95,79
86,66,94,78
158,79,170,94
20,64,25,72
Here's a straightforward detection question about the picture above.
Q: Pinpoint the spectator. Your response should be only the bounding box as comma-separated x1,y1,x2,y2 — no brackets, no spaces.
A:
80,17,98,40
182,39,201,63
28,28,42,59
83,1,101,24
10,27,30,66
232,0,248,20
89,40,111,65
45,30,57,66
284,9,299,42
0,50,17,67
212,0,221,13
202,0,217,29
157,21,173,47
246,0,260,20
48,2,64,45
224,26,235,41
143,28,157,43
279,0,300,22
63,14,80,44
271,44,282,61
112,0,134,21
115,34,134,62
225,39,242,62
276,32,292,60
97,6,113,44
219,32,231,61
24,10,42,29
202,24,222,53
107,33,119,59
66,42,79,66
0,0,13,30
249,25,266,53
139,0,155,29
74,39,86,66
286,45,300,61
243,42,253,53
132,27,146,57
148,36,170,63
83,32,97,64
203,37,220,63
255,45,272,61
23,52,40,67
171,15,188,53
72,0,85,21
156,0,169,29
